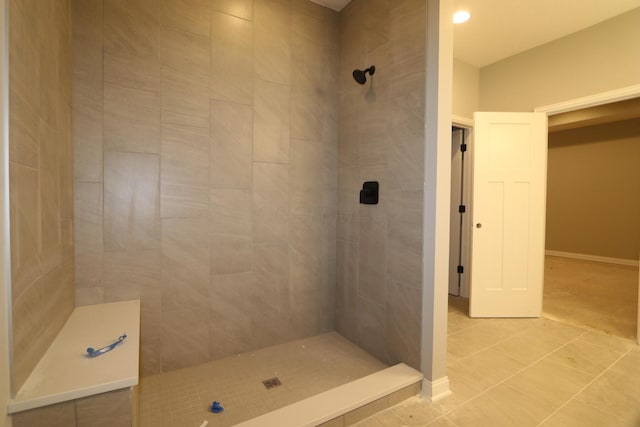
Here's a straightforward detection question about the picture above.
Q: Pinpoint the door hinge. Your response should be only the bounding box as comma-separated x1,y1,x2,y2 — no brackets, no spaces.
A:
459,205,466,213
457,265,464,274
460,143,467,152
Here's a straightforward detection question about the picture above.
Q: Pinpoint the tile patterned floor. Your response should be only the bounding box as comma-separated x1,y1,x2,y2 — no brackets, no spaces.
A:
543,256,638,340
138,332,386,427
354,296,640,427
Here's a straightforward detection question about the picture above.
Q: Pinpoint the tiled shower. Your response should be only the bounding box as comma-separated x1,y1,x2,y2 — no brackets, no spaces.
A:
9,0,427,395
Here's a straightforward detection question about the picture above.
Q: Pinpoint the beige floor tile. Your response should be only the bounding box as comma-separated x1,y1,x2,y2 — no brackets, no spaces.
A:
504,358,593,413
447,321,522,360
445,382,549,427
389,396,442,426
447,347,526,392
539,398,635,427
547,336,625,375
492,319,585,364
577,330,637,353
426,416,461,427
575,368,640,424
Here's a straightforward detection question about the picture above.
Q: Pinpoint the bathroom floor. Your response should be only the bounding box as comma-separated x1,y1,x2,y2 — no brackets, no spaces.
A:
543,256,638,339
138,332,386,427
354,296,640,426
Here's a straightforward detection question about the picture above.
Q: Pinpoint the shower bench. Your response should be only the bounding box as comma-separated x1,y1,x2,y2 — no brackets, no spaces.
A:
6,300,140,427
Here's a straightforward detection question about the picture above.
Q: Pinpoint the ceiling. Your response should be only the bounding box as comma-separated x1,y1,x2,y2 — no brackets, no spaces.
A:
310,0,640,68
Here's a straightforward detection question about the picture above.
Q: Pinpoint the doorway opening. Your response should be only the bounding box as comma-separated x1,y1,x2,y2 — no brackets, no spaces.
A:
542,100,640,340
448,95,640,343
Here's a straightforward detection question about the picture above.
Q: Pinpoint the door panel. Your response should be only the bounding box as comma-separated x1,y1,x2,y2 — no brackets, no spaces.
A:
470,112,548,318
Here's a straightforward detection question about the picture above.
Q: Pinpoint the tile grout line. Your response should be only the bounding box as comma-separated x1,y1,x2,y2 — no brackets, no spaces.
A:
534,346,633,426
436,329,591,420
448,318,549,363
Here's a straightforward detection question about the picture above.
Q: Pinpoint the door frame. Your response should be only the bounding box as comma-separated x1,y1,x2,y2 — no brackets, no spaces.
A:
535,84,640,345
451,116,473,297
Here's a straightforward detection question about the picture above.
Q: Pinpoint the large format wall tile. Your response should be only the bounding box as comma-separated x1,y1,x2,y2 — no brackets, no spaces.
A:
210,100,252,188
104,152,160,250
253,79,290,163
253,162,290,243
160,124,209,218
104,84,160,154
72,0,340,375
254,0,291,85
336,0,425,369
74,182,103,289
162,0,211,36
210,11,253,105
161,218,210,312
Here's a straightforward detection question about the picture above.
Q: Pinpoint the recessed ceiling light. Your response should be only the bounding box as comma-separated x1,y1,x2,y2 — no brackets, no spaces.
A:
453,10,471,24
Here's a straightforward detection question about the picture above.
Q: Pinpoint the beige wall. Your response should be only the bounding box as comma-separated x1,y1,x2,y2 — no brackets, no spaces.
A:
73,0,339,375
337,0,425,369
452,58,479,119
480,8,640,112
1,0,11,424
546,119,640,260
8,0,74,393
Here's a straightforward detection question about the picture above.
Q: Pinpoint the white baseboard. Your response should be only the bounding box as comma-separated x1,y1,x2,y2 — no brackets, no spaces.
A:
545,250,639,268
421,377,452,402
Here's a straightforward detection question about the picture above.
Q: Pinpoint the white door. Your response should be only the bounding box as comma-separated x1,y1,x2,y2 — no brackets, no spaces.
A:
470,112,548,317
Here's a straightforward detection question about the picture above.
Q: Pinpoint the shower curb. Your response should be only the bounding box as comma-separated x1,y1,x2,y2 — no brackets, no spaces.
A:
235,363,423,427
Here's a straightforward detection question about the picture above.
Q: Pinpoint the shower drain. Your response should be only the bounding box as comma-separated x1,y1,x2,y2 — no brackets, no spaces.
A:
262,377,282,389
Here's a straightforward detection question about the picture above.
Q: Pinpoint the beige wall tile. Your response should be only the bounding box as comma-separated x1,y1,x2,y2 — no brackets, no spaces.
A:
162,0,211,36
12,163,41,299
39,121,61,256
104,151,160,250
161,308,210,370
210,189,252,236
76,287,105,306
72,0,104,182
160,123,209,218
161,218,210,311
9,90,39,168
104,250,161,311
76,388,133,427
358,217,386,305
254,0,291,85
104,83,160,154
72,98,103,182
253,79,290,163
74,182,103,288
253,162,290,243
211,0,253,21
161,28,210,87
104,0,160,60
209,273,253,358
210,234,253,275
11,280,45,391
252,243,289,313
43,258,75,343
161,68,210,128
104,52,160,93
385,280,422,369
210,100,253,189
211,11,253,104
12,401,77,427
161,184,209,219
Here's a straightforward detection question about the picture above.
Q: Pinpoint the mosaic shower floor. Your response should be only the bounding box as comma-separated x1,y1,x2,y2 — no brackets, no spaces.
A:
138,332,386,427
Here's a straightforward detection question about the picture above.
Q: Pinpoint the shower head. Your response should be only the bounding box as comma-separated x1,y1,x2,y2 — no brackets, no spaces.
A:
353,66,375,85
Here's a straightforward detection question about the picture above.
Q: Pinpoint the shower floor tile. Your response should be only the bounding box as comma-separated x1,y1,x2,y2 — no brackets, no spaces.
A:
138,332,386,427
